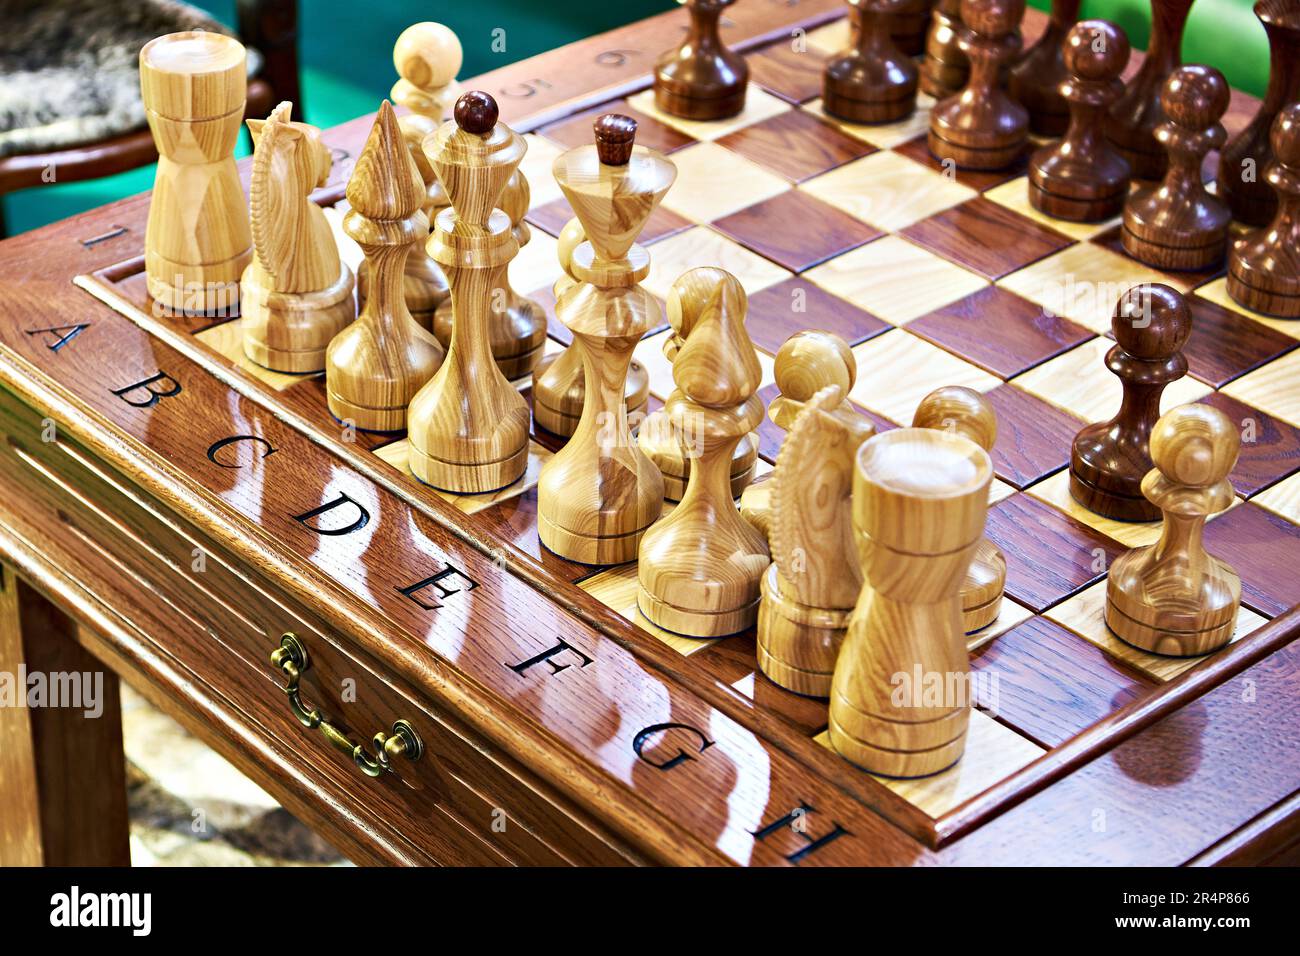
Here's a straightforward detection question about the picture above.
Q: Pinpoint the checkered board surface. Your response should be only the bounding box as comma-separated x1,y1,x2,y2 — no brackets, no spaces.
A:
87,20,1300,820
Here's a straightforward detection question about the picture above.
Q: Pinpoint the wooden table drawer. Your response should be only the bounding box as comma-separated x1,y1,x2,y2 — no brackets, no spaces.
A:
0,386,633,866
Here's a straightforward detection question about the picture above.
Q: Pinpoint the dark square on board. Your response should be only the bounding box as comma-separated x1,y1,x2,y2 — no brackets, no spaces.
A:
744,277,891,355
711,189,882,273
1202,503,1300,617
983,383,1086,489
900,196,1075,281
716,108,875,183
1092,224,1226,291
745,42,827,105
907,285,1094,379
985,493,1125,612
1198,392,1300,497
1178,293,1299,389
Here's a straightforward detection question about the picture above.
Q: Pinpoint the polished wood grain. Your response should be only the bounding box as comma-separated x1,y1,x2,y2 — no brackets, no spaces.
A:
1218,0,1300,226
1178,294,1298,390
0,567,130,866
242,103,356,373
711,189,881,273
1106,404,1242,655
1122,66,1231,270
981,386,1081,488
716,109,876,184
654,0,748,120
900,197,1073,282
326,101,442,432
1202,502,1300,616
823,0,920,123
141,31,252,313
743,278,890,355
830,427,992,776
638,269,769,637
746,41,827,105
1199,390,1300,496
408,93,531,491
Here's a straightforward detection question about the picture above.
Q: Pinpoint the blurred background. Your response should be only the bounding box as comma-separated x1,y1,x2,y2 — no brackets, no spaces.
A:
0,1,1271,234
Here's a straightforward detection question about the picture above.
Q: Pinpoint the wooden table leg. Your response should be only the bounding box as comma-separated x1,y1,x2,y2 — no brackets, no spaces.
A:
0,563,131,865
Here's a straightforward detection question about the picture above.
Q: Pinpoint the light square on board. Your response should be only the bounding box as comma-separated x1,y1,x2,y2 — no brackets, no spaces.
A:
194,322,309,392
804,235,988,325
1046,580,1266,683
998,241,1198,335
519,134,567,209
659,141,791,223
982,176,1119,242
1254,470,1300,523
814,710,1044,819
633,329,675,400
510,227,561,300
800,149,978,232
805,17,850,55
1222,347,1300,428
578,562,720,657
807,95,937,150
625,84,792,142
1195,277,1300,341
1011,337,1213,424
966,597,1035,654
711,189,882,273
374,440,552,514
847,328,1000,425
643,226,791,301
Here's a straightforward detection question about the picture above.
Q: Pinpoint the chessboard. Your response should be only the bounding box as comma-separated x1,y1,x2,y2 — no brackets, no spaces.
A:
3,0,1298,866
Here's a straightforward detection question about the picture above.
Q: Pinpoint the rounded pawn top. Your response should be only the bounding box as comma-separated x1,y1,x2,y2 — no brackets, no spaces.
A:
394,22,463,90
1112,284,1192,360
1271,101,1300,166
912,386,997,452
774,330,855,402
454,91,498,134
960,0,1024,39
594,114,637,165
1150,404,1240,488
1063,19,1129,82
1161,64,1229,129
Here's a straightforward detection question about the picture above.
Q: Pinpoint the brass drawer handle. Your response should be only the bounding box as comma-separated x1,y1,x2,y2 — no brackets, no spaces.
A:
270,633,423,778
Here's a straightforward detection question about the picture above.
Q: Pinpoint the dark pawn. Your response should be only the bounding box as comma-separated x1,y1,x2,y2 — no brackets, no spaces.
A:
1227,103,1300,318
1070,285,1192,523
1219,0,1300,227
928,0,1028,170
1008,0,1081,136
892,0,938,56
921,0,969,99
1107,0,1197,181
1029,20,1131,222
824,0,920,123
654,0,747,120
1123,65,1230,271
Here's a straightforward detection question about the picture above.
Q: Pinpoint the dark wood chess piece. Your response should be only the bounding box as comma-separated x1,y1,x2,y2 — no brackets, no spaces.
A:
824,0,920,123
1123,65,1230,271
1008,0,1081,136
921,0,969,98
1219,0,1300,227
1228,103,1300,318
1070,284,1192,522
654,0,748,120
928,0,1028,170
892,0,938,56
1107,0,1197,181
1029,20,1131,222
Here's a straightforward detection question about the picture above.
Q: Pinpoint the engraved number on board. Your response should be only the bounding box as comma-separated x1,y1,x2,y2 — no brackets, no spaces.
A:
750,804,851,864
595,49,640,67
633,722,715,771
498,78,553,99
508,639,593,676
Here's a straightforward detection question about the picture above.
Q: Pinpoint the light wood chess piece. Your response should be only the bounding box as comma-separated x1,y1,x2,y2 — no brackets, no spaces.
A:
637,268,770,638
638,281,762,503
358,22,462,330
408,92,531,492
536,116,672,563
829,427,993,777
1105,403,1241,656
140,31,252,315
757,383,875,697
241,102,355,373
912,387,1006,633
533,222,651,437
325,101,443,432
739,330,862,537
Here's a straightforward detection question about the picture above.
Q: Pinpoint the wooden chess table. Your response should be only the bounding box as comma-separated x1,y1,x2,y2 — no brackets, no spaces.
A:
1,0,1298,866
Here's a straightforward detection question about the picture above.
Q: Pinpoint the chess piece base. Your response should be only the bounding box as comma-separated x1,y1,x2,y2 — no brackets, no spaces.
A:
755,564,848,698
1227,266,1300,318
827,711,968,778
241,264,356,374
147,248,251,315
653,85,746,121
636,585,761,639
927,129,1025,171
1121,223,1226,272
1105,550,1239,658
963,593,1002,633
408,440,529,495
326,389,407,434
823,86,916,124
537,510,654,565
1028,177,1126,222
1068,467,1160,522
